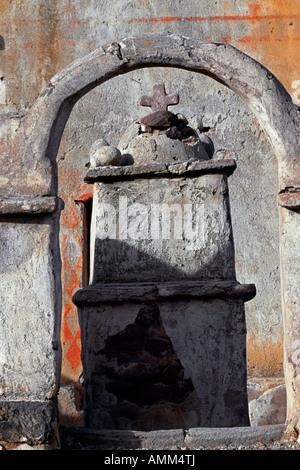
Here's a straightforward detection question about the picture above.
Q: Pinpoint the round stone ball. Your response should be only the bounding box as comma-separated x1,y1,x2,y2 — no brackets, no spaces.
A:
90,145,122,167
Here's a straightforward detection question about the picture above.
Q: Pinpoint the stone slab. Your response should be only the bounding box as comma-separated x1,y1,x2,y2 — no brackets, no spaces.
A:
62,424,285,450
0,196,64,215
63,427,185,450
84,159,236,183
185,424,285,448
78,296,249,429
73,280,256,306
90,172,236,284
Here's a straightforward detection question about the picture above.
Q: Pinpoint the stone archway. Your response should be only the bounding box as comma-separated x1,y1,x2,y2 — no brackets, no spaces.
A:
1,32,299,439
22,32,299,196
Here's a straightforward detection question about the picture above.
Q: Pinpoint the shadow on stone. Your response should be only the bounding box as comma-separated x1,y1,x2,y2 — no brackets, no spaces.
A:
75,238,254,431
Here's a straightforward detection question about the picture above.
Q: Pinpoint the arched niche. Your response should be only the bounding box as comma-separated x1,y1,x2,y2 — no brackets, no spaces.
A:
20,31,300,433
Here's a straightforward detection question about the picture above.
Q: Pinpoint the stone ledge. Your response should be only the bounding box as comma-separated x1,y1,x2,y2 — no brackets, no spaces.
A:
184,424,285,449
72,280,256,306
84,159,236,183
61,424,285,450
63,428,185,450
0,196,64,215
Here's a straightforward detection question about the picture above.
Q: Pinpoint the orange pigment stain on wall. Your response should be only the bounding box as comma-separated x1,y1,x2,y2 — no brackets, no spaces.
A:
59,167,93,383
225,1,300,98
130,9,300,25
131,1,300,96
60,223,83,380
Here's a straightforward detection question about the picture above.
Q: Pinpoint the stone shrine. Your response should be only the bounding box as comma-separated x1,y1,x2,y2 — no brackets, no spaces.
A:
73,83,256,431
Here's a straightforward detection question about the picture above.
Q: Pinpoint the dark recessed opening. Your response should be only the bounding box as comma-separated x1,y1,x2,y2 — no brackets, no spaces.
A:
83,198,93,286
0,36,5,51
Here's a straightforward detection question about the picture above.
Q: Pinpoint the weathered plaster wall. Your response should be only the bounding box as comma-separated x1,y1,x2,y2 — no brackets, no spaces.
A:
0,0,299,424
0,213,61,399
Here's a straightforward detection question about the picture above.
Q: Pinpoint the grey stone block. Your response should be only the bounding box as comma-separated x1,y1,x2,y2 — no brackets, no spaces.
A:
249,385,287,426
0,400,57,444
184,424,285,448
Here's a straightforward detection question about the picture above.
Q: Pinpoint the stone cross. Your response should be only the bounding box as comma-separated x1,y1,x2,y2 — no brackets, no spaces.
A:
140,83,179,112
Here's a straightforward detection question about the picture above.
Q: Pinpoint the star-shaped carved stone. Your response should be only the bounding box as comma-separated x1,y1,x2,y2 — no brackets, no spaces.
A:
140,83,179,112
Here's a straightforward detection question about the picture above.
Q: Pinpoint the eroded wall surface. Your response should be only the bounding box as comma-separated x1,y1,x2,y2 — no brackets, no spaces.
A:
0,1,299,422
